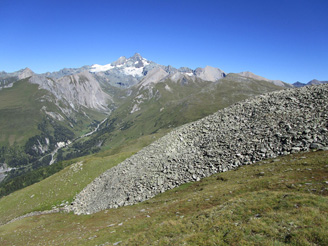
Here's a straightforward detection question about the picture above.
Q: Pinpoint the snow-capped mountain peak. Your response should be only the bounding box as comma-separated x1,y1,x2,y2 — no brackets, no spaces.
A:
90,53,151,77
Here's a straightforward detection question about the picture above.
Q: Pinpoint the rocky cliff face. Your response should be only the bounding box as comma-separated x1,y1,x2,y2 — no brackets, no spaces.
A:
29,71,111,112
68,84,328,215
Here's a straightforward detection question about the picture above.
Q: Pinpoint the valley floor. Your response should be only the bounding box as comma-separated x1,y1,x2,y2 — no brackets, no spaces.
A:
0,150,327,245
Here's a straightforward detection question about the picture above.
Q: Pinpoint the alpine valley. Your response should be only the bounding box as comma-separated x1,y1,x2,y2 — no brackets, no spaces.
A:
1,54,328,245
0,53,292,193
0,54,291,188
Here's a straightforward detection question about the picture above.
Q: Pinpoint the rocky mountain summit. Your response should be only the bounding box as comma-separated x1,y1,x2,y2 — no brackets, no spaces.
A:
68,84,328,215
90,53,227,87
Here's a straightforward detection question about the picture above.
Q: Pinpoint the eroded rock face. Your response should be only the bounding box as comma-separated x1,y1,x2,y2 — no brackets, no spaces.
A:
29,71,112,111
68,84,328,215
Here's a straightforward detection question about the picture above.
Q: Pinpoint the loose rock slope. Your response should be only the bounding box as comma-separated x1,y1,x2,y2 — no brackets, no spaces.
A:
69,84,328,215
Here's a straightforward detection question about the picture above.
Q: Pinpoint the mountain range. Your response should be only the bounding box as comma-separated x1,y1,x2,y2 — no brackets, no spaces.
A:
0,53,314,192
1,53,294,90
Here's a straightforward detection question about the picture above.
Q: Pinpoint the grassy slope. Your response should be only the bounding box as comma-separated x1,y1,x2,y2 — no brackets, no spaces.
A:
0,150,327,245
95,76,284,151
0,133,164,224
0,79,46,145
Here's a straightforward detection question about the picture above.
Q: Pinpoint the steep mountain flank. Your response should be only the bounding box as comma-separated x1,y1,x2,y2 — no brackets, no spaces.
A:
73,73,284,156
69,84,328,214
0,73,110,186
29,71,111,111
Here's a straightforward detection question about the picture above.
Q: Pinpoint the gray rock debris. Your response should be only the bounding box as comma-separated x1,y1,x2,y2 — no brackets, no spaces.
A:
67,84,328,215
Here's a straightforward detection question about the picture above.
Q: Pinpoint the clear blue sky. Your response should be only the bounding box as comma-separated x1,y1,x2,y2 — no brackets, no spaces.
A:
1,0,327,83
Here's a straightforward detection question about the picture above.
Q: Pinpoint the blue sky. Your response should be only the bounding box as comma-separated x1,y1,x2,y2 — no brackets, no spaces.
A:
0,0,327,83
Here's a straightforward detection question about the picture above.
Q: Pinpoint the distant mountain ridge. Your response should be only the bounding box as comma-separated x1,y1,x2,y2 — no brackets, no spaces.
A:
0,53,295,111
1,53,292,89
238,71,292,88
6,53,327,92
293,79,328,87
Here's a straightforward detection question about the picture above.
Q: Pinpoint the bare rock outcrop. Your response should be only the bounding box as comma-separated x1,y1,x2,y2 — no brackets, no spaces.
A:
68,84,328,215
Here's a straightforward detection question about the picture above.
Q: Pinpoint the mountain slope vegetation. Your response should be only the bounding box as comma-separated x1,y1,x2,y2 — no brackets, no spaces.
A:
0,77,107,185
0,58,327,244
0,54,293,213
68,74,284,156
1,84,327,245
0,149,327,245
0,55,288,175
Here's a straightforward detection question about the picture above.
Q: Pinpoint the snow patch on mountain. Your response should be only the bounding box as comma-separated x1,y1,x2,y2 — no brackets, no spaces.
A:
123,66,144,77
90,64,115,73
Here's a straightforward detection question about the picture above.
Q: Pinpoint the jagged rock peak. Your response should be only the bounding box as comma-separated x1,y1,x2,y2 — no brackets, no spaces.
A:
131,52,143,61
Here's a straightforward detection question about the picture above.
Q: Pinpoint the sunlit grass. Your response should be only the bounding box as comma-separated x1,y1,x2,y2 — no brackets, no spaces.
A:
0,150,327,245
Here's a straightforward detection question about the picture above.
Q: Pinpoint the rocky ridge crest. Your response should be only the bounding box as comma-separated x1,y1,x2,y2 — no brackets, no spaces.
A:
68,84,328,215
